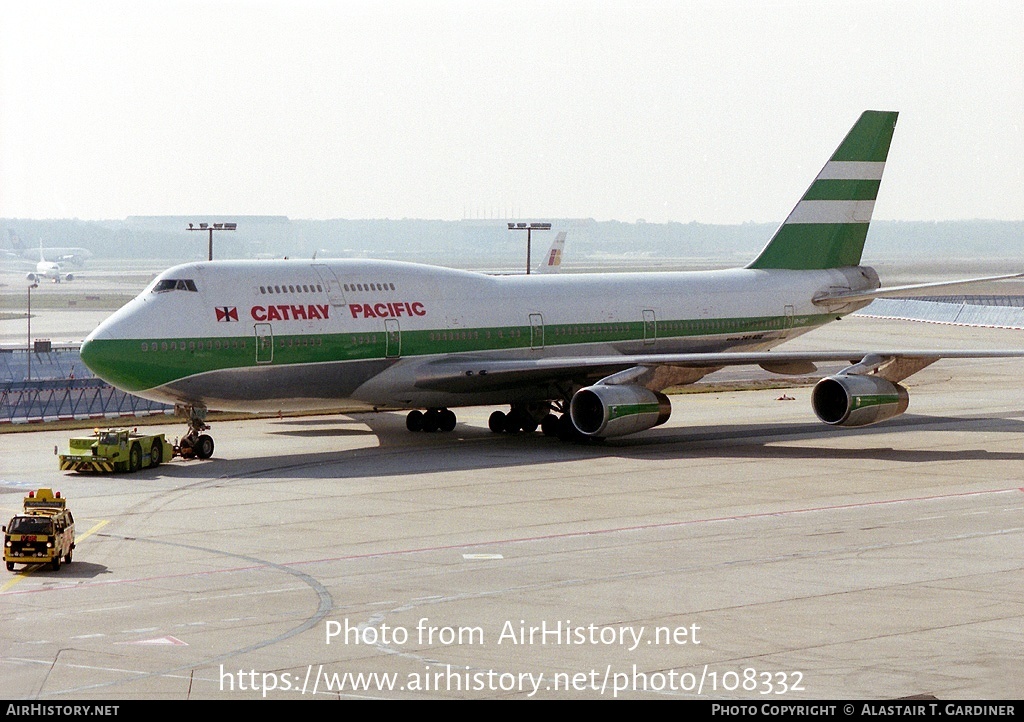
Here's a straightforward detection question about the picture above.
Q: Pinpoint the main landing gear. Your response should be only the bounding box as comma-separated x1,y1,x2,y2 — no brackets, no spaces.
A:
406,407,458,433
403,401,588,442
489,402,588,442
175,404,215,459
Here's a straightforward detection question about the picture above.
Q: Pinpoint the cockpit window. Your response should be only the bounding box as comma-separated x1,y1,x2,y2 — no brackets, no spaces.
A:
153,279,198,293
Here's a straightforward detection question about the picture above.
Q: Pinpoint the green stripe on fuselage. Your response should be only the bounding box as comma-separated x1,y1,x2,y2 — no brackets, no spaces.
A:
81,312,837,394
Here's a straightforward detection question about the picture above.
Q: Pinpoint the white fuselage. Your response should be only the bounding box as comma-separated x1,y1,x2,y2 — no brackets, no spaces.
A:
81,259,877,412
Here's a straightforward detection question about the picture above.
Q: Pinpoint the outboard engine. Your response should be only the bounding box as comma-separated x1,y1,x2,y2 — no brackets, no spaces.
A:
569,384,672,438
811,374,909,427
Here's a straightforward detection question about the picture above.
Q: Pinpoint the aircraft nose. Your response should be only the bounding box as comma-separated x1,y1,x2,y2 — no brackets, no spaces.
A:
79,334,116,386
80,325,145,393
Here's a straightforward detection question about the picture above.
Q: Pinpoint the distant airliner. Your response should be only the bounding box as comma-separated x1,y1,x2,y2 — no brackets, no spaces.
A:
27,241,75,283
80,111,1023,458
8,230,92,268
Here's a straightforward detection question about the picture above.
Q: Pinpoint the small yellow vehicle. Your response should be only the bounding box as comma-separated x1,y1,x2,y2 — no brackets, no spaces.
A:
4,488,76,571
59,427,176,473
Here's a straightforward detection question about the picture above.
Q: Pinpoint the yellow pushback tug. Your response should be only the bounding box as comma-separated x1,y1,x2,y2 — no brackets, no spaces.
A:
4,488,76,571
59,428,177,473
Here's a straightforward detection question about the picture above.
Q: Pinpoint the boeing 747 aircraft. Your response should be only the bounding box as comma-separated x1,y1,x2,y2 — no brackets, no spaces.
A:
80,111,1023,458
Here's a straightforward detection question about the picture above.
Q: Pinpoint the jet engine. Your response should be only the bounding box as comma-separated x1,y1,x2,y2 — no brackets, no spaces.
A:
811,374,909,427
569,384,672,438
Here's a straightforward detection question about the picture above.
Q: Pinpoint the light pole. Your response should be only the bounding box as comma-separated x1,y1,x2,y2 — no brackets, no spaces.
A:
26,280,38,381
187,222,237,261
507,222,551,274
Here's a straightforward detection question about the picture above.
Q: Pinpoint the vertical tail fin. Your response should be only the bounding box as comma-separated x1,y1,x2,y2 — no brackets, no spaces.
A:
747,110,898,270
537,231,566,273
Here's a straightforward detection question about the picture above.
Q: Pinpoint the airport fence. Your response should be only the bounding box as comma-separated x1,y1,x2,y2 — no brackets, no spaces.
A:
0,346,174,424
0,378,173,425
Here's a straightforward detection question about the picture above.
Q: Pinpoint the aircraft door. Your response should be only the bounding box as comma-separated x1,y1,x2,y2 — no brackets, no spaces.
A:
312,264,348,307
643,309,657,346
529,313,544,349
255,323,273,364
385,318,401,358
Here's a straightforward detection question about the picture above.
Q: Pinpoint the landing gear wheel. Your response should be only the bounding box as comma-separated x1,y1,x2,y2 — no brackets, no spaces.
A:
440,409,457,432
406,409,424,432
129,443,142,473
422,409,440,433
541,414,560,437
518,414,538,434
503,412,522,434
195,434,214,459
488,411,506,433
150,441,162,467
176,404,211,461
557,413,584,442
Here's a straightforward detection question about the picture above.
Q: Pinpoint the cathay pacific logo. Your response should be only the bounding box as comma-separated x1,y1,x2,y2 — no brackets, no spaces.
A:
216,307,239,322
250,304,330,321
349,302,426,319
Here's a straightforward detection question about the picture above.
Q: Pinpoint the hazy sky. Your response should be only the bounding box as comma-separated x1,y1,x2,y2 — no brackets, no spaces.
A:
1,1,1021,223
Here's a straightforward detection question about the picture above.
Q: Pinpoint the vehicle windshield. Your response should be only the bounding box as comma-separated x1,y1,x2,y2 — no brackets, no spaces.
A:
8,517,54,535
99,432,122,445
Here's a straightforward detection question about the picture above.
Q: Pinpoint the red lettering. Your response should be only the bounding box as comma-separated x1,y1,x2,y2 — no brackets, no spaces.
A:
386,302,396,317
349,304,362,318
251,306,267,321
317,304,329,319
374,303,388,317
266,305,282,321
411,302,426,317
364,304,378,318
309,305,323,320
291,305,307,320
278,305,292,320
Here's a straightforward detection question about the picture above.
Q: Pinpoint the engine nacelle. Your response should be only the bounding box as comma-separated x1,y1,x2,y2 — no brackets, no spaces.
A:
63,273,73,282
811,374,909,427
26,273,38,282
569,384,671,438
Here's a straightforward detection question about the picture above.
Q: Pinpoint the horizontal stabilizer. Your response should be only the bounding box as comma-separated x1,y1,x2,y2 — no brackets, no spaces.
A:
813,273,1024,306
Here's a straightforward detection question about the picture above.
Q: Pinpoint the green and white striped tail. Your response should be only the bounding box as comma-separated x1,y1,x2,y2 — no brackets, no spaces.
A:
748,110,898,270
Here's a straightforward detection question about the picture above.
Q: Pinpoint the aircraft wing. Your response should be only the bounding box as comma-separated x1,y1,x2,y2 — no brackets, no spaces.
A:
414,349,1024,394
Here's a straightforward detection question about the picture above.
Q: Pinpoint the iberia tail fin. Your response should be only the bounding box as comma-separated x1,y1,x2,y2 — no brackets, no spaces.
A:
537,231,566,273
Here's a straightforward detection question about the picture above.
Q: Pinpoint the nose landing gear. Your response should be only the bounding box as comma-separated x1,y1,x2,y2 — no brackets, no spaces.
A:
175,405,215,459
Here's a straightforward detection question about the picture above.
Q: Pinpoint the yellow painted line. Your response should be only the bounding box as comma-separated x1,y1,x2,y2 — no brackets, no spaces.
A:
1,519,109,593
78,519,110,542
